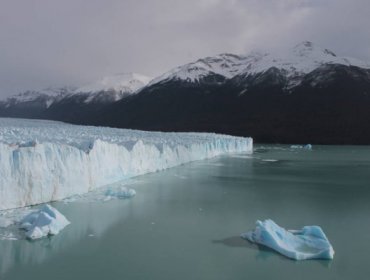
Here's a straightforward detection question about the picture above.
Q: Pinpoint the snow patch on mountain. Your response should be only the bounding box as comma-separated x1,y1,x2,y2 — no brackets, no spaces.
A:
149,41,370,86
0,87,74,108
241,41,370,77
148,53,258,86
76,73,152,95
0,73,152,107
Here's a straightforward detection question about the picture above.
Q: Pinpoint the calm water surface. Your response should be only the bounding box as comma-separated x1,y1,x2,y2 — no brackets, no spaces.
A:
1,145,370,280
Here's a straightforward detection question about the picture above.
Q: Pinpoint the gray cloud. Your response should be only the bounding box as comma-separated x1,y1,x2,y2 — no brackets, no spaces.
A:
0,0,369,96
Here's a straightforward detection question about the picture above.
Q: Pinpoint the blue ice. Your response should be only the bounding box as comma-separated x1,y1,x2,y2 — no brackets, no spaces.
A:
241,219,334,260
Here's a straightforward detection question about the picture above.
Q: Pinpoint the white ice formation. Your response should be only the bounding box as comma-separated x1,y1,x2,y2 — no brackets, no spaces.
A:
20,204,70,240
0,118,252,210
290,144,312,150
241,219,334,260
104,187,136,200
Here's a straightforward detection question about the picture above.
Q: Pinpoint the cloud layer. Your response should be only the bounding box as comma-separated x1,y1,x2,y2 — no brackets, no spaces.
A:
0,0,369,96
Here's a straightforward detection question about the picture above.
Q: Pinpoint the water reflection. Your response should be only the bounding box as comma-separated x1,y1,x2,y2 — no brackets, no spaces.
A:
0,200,133,275
213,236,332,268
0,146,369,280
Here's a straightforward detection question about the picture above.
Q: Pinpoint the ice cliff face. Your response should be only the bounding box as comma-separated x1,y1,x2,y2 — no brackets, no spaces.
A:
0,118,252,210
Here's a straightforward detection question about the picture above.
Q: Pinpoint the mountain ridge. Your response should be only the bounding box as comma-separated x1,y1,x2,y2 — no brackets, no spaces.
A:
1,41,370,144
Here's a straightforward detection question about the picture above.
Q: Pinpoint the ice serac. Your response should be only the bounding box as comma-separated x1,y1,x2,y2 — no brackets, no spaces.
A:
0,118,253,210
20,204,70,240
241,219,334,260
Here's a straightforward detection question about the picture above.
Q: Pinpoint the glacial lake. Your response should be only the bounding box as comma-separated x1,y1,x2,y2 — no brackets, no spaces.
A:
1,145,370,279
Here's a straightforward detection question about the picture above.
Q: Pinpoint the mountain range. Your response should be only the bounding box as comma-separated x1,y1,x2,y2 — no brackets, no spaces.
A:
1,41,370,144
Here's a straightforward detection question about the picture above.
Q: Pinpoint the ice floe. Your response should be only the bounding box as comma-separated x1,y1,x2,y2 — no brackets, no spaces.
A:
290,144,312,150
20,204,70,240
241,219,334,260
104,187,136,201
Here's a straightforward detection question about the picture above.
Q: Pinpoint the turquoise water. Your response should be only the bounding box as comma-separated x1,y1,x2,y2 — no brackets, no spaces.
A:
1,145,370,279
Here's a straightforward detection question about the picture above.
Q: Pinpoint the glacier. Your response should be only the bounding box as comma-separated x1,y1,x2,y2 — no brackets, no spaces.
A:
0,118,252,210
241,219,334,260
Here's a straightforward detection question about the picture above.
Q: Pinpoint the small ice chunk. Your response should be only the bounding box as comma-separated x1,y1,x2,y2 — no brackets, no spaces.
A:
241,219,334,260
0,217,13,228
105,187,136,199
290,145,301,149
0,232,18,241
290,144,312,150
20,204,70,240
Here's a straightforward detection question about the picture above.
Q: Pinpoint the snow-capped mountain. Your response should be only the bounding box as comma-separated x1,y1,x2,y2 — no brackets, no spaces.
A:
77,73,152,93
2,41,370,144
240,41,369,76
75,73,152,103
148,53,251,86
95,42,370,144
0,72,152,123
0,87,74,108
149,41,370,88
0,73,152,117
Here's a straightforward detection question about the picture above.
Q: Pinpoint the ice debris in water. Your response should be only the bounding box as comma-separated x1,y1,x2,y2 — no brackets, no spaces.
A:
241,219,334,260
0,217,14,228
290,144,312,150
104,187,136,200
262,159,279,162
20,204,70,240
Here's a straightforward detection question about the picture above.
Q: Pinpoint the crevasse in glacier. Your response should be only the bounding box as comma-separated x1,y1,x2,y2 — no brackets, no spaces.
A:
241,219,334,260
0,118,253,210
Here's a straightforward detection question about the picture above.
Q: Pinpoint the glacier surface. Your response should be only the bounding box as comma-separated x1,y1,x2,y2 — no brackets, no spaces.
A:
241,219,334,260
20,204,70,240
0,118,252,210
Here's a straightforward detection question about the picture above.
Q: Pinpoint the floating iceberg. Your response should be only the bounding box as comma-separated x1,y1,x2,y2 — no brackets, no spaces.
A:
0,118,252,210
290,144,312,150
104,187,136,200
20,204,70,240
241,219,334,260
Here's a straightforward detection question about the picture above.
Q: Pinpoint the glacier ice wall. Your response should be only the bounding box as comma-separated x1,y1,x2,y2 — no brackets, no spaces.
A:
0,118,252,210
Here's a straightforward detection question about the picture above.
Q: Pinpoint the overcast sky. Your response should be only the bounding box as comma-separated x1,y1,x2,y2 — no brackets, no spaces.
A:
0,0,369,97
